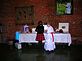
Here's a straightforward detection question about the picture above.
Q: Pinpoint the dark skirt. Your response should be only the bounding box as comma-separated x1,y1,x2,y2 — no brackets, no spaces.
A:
36,34,45,41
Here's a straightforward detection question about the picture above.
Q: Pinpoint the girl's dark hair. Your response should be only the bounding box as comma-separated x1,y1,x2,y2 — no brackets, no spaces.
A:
38,21,43,25
44,22,47,25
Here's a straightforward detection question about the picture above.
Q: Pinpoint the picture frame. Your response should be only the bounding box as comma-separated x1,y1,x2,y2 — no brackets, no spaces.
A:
15,6,34,25
59,23,69,33
56,0,73,15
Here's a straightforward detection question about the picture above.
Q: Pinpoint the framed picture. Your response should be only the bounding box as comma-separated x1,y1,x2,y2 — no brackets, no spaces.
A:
15,6,34,25
56,0,73,15
59,23,69,33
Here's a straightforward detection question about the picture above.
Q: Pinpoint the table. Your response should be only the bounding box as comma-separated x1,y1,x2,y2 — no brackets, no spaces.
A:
19,33,72,46
54,33,71,46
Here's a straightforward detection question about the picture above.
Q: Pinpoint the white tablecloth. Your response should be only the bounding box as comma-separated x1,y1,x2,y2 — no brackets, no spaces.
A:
54,33,71,46
19,33,72,46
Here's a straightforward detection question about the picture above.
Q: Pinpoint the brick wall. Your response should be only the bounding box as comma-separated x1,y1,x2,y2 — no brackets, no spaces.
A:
0,0,82,43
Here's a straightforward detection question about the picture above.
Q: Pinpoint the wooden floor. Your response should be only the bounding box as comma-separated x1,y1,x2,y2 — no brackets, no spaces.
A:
0,43,82,61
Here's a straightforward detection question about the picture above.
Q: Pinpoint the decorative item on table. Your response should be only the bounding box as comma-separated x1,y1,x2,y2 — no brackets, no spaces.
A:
32,28,37,34
59,29,63,33
56,29,63,33
59,23,69,33
56,29,60,33
23,24,32,33
24,26,29,33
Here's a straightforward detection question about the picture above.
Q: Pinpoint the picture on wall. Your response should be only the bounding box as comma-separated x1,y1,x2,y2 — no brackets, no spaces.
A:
15,6,34,25
56,0,72,15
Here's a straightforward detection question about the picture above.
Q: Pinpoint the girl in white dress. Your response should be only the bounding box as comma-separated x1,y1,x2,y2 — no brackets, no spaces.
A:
44,23,56,52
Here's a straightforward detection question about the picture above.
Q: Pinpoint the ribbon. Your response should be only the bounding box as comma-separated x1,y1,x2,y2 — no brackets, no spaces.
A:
51,32,54,42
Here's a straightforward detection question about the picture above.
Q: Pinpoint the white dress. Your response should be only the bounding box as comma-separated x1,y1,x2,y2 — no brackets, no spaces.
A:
44,25,56,51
